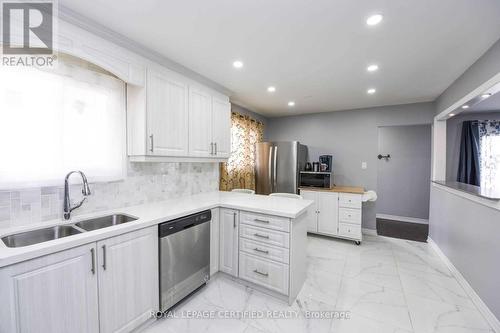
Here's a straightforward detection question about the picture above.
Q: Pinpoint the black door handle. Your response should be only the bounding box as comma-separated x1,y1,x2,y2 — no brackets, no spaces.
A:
378,154,391,160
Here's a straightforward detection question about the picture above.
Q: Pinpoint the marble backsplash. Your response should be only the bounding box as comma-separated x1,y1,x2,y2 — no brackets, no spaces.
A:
0,162,219,230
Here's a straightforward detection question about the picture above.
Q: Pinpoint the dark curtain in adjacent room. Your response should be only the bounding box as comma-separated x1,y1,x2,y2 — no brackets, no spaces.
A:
457,121,480,186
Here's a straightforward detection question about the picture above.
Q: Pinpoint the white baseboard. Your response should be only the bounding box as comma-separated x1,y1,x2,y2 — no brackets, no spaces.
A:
428,237,500,333
362,228,377,236
376,213,429,225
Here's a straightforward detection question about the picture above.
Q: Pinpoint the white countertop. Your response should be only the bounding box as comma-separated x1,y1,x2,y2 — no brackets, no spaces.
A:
0,191,312,268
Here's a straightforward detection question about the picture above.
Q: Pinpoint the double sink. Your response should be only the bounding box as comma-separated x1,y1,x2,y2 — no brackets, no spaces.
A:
1,214,137,248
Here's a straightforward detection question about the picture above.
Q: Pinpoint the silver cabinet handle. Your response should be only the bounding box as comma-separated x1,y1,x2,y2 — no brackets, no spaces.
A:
254,233,269,239
254,218,270,224
210,142,214,155
102,245,107,270
253,248,269,254
233,212,237,228
215,142,218,155
149,134,154,153
90,248,96,275
253,269,269,277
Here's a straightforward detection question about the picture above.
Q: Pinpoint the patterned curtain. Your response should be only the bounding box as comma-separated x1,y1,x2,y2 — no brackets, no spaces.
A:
478,120,500,190
219,112,264,191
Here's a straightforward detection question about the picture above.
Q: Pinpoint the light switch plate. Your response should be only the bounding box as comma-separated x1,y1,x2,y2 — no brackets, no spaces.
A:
361,162,367,169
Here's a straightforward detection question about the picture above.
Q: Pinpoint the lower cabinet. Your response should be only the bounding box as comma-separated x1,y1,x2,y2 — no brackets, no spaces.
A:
300,189,362,243
210,208,220,276
0,243,99,333
0,226,158,333
219,208,239,277
97,227,158,333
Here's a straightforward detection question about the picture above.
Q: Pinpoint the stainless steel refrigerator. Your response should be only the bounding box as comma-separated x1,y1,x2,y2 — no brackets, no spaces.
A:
255,141,307,195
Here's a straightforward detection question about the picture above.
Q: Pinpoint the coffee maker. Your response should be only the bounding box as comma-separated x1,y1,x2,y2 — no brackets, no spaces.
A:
319,155,333,172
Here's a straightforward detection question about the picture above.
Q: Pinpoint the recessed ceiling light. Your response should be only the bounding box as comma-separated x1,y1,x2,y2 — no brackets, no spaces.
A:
232,60,243,69
462,105,470,109
449,113,455,117
288,101,295,107
481,93,492,98
367,64,379,72
366,14,383,26
267,86,276,93
367,88,376,94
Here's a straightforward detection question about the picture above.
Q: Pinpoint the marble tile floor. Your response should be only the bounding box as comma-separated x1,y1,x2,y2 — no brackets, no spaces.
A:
143,234,494,333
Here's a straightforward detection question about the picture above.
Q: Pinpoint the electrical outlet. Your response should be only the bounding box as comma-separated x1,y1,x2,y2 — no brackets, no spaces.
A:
361,162,367,169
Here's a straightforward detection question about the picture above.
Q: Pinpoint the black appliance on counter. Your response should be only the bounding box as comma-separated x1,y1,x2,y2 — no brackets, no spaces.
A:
299,171,334,188
319,155,333,172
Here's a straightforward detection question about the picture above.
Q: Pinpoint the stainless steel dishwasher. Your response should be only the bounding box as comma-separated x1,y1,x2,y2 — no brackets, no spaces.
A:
159,210,211,311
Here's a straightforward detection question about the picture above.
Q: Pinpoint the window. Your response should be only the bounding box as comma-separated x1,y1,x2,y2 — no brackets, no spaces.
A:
0,54,126,188
479,121,500,191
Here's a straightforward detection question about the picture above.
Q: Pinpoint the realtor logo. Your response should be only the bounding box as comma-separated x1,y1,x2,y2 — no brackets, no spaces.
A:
2,2,53,54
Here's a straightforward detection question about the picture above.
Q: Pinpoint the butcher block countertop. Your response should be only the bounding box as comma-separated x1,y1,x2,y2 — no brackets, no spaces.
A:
299,186,365,195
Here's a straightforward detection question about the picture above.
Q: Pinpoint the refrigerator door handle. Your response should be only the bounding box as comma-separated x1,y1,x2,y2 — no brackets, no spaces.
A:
273,146,278,191
268,146,273,192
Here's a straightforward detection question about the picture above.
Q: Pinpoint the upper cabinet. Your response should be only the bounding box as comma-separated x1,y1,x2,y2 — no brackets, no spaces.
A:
128,67,231,162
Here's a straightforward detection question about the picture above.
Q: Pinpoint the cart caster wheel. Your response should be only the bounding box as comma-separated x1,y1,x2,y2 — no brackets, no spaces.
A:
355,241,361,246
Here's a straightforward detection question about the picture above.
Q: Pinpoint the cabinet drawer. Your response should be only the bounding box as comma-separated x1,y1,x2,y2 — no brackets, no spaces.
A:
240,224,289,248
240,238,290,264
338,193,362,209
240,211,290,233
338,223,361,240
238,252,289,295
339,208,361,224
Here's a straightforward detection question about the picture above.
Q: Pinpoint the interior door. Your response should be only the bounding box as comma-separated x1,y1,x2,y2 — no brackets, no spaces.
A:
377,125,432,220
255,142,273,194
274,141,298,194
317,192,339,236
97,227,158,333
188,86,213,157
212,97,231,157
147,70,189,156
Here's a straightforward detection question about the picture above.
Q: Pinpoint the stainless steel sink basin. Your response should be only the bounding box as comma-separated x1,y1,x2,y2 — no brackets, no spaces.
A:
75,214,137,231
2,225,83,248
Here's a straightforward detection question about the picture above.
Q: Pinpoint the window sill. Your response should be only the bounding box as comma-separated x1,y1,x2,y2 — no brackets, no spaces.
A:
432,181,500,201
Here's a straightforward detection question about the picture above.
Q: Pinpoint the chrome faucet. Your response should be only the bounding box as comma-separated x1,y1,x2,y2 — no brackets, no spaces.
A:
63,171,91,220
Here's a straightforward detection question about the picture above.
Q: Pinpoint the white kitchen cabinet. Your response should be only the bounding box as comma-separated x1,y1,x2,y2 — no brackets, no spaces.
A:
97,226,158,333
301,190,318,233
211,96,231,158
147,69,189,156
210,208,220,276
300,189,362,244
317,192,339,236
219,208,239,277
0,243,99,333
188,86,213,157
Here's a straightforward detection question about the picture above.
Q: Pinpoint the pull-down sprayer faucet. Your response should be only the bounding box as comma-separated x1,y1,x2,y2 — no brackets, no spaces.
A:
63,171,91,220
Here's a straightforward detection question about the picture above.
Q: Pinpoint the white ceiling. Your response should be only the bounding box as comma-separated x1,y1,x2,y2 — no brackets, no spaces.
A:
60,0,500,117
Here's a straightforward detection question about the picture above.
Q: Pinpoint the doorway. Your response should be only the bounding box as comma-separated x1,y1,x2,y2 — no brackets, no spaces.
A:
376,124,432,241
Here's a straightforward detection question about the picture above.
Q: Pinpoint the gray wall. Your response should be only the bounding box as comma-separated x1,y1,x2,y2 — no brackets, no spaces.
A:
377,125,431,219
446,111,500,180
265,102,435,229
436,38,500,114
429,186,500,320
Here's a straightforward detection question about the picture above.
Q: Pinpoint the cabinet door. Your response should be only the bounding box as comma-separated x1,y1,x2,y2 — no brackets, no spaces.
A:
210,208,220,276
301,190,318,233
212,97,231,157
219,208,239,277
0,244,99,333
97,227,158,333
188,86,213,157
147,69,189,156
317,192,339,236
